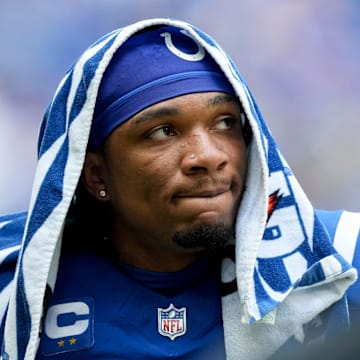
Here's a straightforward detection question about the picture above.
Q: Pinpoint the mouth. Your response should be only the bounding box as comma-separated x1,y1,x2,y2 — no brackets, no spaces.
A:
170,180,240,223
171,178,240,210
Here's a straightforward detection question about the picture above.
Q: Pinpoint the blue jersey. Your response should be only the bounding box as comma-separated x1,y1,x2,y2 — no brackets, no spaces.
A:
36,252,226,359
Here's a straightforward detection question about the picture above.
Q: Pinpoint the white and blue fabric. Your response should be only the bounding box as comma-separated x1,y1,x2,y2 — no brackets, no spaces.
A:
0,18,359,360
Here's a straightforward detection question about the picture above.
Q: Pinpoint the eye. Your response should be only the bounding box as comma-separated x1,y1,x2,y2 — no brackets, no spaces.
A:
214,117,237,130
147,125,177,140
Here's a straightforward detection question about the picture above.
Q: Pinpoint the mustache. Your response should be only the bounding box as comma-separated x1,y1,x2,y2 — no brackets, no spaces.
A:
174,177,232,195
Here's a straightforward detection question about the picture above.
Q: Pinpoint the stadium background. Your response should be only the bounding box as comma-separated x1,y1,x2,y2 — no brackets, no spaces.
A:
0,0,359,214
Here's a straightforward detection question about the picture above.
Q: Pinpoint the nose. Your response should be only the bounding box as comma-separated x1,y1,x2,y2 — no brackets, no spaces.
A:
181,132,228,175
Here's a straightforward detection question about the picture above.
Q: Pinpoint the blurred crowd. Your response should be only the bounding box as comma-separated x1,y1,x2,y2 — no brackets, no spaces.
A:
0,0,359,214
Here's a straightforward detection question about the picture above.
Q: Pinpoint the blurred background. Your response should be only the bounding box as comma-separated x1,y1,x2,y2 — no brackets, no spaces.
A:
0,0,359,215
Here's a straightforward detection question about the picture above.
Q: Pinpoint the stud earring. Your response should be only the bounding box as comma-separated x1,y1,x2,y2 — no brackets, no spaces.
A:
99,189,107,198
189,154,196,159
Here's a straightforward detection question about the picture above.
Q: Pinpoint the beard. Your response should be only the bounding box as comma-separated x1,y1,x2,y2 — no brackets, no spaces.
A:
172,222,234,252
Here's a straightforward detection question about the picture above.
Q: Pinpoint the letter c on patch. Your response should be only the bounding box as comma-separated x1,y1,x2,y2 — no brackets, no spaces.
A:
44,301,90,339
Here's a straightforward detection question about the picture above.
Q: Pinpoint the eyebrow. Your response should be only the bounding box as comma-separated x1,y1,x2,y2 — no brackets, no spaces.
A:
207,93,238,107
131,107,180,127
130,93,239,127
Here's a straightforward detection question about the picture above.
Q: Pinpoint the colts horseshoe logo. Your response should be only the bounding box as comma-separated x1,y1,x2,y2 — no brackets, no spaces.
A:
160,30,205,61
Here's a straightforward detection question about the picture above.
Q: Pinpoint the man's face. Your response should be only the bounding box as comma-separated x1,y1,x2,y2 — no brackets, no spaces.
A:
95,92,247,268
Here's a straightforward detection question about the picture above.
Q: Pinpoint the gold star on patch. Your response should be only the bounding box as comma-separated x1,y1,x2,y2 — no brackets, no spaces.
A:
57,340,65,347
69,338,77,345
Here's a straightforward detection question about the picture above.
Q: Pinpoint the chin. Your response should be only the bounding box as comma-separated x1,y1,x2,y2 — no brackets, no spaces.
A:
172,222,234,252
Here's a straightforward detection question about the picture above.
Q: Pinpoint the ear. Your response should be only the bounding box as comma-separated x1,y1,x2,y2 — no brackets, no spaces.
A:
81,152,110,201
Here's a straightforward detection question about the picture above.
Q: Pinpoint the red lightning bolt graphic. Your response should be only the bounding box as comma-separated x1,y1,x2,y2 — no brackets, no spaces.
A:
267,189,283,221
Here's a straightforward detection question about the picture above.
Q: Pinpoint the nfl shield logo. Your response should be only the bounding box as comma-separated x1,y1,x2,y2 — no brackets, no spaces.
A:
157,303,187,340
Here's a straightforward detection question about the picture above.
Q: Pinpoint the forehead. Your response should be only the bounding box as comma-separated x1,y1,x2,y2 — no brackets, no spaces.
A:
127,92,240,127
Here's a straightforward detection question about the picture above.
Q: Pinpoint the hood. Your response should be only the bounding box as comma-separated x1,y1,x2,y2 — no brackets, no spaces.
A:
2,18,357,359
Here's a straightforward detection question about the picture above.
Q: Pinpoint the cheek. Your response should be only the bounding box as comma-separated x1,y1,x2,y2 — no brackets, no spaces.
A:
109,152,178,202
226,138,248,171
237,144,248,175
139,155,178,197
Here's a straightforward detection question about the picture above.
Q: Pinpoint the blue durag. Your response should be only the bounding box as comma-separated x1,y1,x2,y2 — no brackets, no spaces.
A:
90,25,235,149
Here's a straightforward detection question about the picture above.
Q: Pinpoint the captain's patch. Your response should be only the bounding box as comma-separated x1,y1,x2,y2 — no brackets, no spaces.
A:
41,298,94,355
